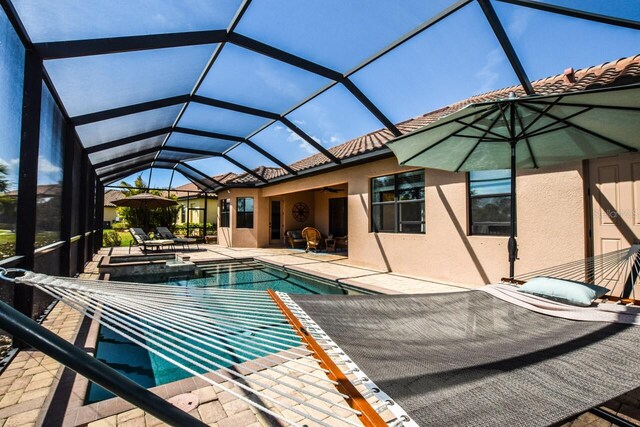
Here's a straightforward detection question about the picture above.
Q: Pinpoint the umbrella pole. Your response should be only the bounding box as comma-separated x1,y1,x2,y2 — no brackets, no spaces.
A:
508,141,518,278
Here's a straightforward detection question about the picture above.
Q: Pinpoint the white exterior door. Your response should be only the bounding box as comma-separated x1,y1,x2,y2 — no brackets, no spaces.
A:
590,154,640,291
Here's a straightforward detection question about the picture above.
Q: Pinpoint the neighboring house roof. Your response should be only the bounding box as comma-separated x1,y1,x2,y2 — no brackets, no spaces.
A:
173,172,239,196
103,190,125,207
4,184,62,198
224,54,640,185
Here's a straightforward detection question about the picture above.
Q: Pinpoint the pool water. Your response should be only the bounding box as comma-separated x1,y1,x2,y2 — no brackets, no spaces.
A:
86,260,361,403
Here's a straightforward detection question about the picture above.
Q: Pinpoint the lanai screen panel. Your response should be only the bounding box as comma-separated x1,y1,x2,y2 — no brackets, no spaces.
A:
76,105,184,148
5,0,640,186
225,144,280,170
196,44,330,113
96,153,157,178
164,133,236,154
493,1,640,82
251,122,332,167
174,163,221,190
531,0,640,20
350,1,521,124
0,6,25,260
286,84,384,150
178,102,271,137
45,45,216,117
12,0,241,42
156,150,210,163
234,0,458,71
87,135,168,166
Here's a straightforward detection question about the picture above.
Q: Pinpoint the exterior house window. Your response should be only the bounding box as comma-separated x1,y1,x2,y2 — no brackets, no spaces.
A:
236,197,253,229
468,170,511,236
371,170,425,234
220,199,230,227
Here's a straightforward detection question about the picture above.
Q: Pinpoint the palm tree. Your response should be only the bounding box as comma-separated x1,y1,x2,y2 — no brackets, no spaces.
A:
117,174,177,231
0,164,10,194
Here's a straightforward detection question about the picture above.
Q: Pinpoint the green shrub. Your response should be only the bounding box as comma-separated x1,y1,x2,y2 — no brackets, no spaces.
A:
34,231,60,248
173,222,216,236
103,230,122,247
112,222,128,231
0,241,15,259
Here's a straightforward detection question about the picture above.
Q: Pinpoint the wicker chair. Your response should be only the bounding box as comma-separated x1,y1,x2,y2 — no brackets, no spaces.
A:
301,227,322,253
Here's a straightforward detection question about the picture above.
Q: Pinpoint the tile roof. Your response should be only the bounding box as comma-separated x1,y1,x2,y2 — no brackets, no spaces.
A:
173,172,239,193
225,54,640,185
232,167,289,184
103,189,125,207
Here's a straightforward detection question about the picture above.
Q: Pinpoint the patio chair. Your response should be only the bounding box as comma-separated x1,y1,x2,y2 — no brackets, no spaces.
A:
156,227,199,250
129,228,175,253
301,227,322,253
336,235,348,252
286,230,305,249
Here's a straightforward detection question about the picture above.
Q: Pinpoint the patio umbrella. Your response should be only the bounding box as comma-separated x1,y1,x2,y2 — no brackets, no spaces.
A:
387,84,640,278
112,193,178,233
111,193,178,209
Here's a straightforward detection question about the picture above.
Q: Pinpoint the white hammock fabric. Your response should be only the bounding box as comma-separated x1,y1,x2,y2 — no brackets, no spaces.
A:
513,245,640,299
15,272,404,427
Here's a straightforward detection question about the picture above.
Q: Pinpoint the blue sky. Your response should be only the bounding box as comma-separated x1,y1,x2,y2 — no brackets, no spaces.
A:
2,2,640,191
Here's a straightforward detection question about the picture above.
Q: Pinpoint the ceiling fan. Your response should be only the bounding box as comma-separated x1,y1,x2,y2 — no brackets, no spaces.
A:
316,186,344,193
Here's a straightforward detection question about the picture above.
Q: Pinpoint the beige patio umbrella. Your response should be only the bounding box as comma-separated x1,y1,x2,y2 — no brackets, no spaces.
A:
387,84,640,278
111,193,178,209
112,193,178,232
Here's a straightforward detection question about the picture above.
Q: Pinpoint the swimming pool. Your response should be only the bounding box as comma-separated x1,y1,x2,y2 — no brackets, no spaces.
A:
86,260,369,403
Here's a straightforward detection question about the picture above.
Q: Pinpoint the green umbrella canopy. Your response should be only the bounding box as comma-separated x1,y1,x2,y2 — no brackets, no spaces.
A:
387,84,640,172
386,84,640,278
112,193,178,209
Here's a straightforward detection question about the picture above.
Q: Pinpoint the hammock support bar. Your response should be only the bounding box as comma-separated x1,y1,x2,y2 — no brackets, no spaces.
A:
268,289,388,427
0,269,208,427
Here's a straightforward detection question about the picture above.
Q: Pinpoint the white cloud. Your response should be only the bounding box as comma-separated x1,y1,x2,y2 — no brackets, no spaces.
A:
285,129,317,154
38,156,62,174
475,48,506,93
0,158,19,169
507,8,532,40
255,66,304,99
329,136,340,144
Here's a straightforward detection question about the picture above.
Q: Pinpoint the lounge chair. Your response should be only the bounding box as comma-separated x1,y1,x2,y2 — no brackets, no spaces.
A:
156,227,199,250
128,228,174,253
301,227,322,253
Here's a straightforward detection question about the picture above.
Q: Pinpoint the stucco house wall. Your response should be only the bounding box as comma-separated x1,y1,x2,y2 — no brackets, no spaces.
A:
176,197,217,226
221,157,586,287
103,206,118,225
217,188,265,248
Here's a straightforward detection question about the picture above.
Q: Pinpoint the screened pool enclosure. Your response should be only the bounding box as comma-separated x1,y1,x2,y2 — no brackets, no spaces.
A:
0,0,638,318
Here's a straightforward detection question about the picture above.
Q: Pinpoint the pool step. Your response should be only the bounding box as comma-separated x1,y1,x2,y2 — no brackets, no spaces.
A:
196,260,267,275
196,260,264,269
199,266,265,275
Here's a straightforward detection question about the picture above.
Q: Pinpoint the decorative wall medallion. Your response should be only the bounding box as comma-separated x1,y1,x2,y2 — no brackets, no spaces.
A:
292,202,310,222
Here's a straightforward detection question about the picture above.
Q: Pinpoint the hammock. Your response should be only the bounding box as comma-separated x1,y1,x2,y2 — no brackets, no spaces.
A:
6,246,640,426
7,272,397,427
